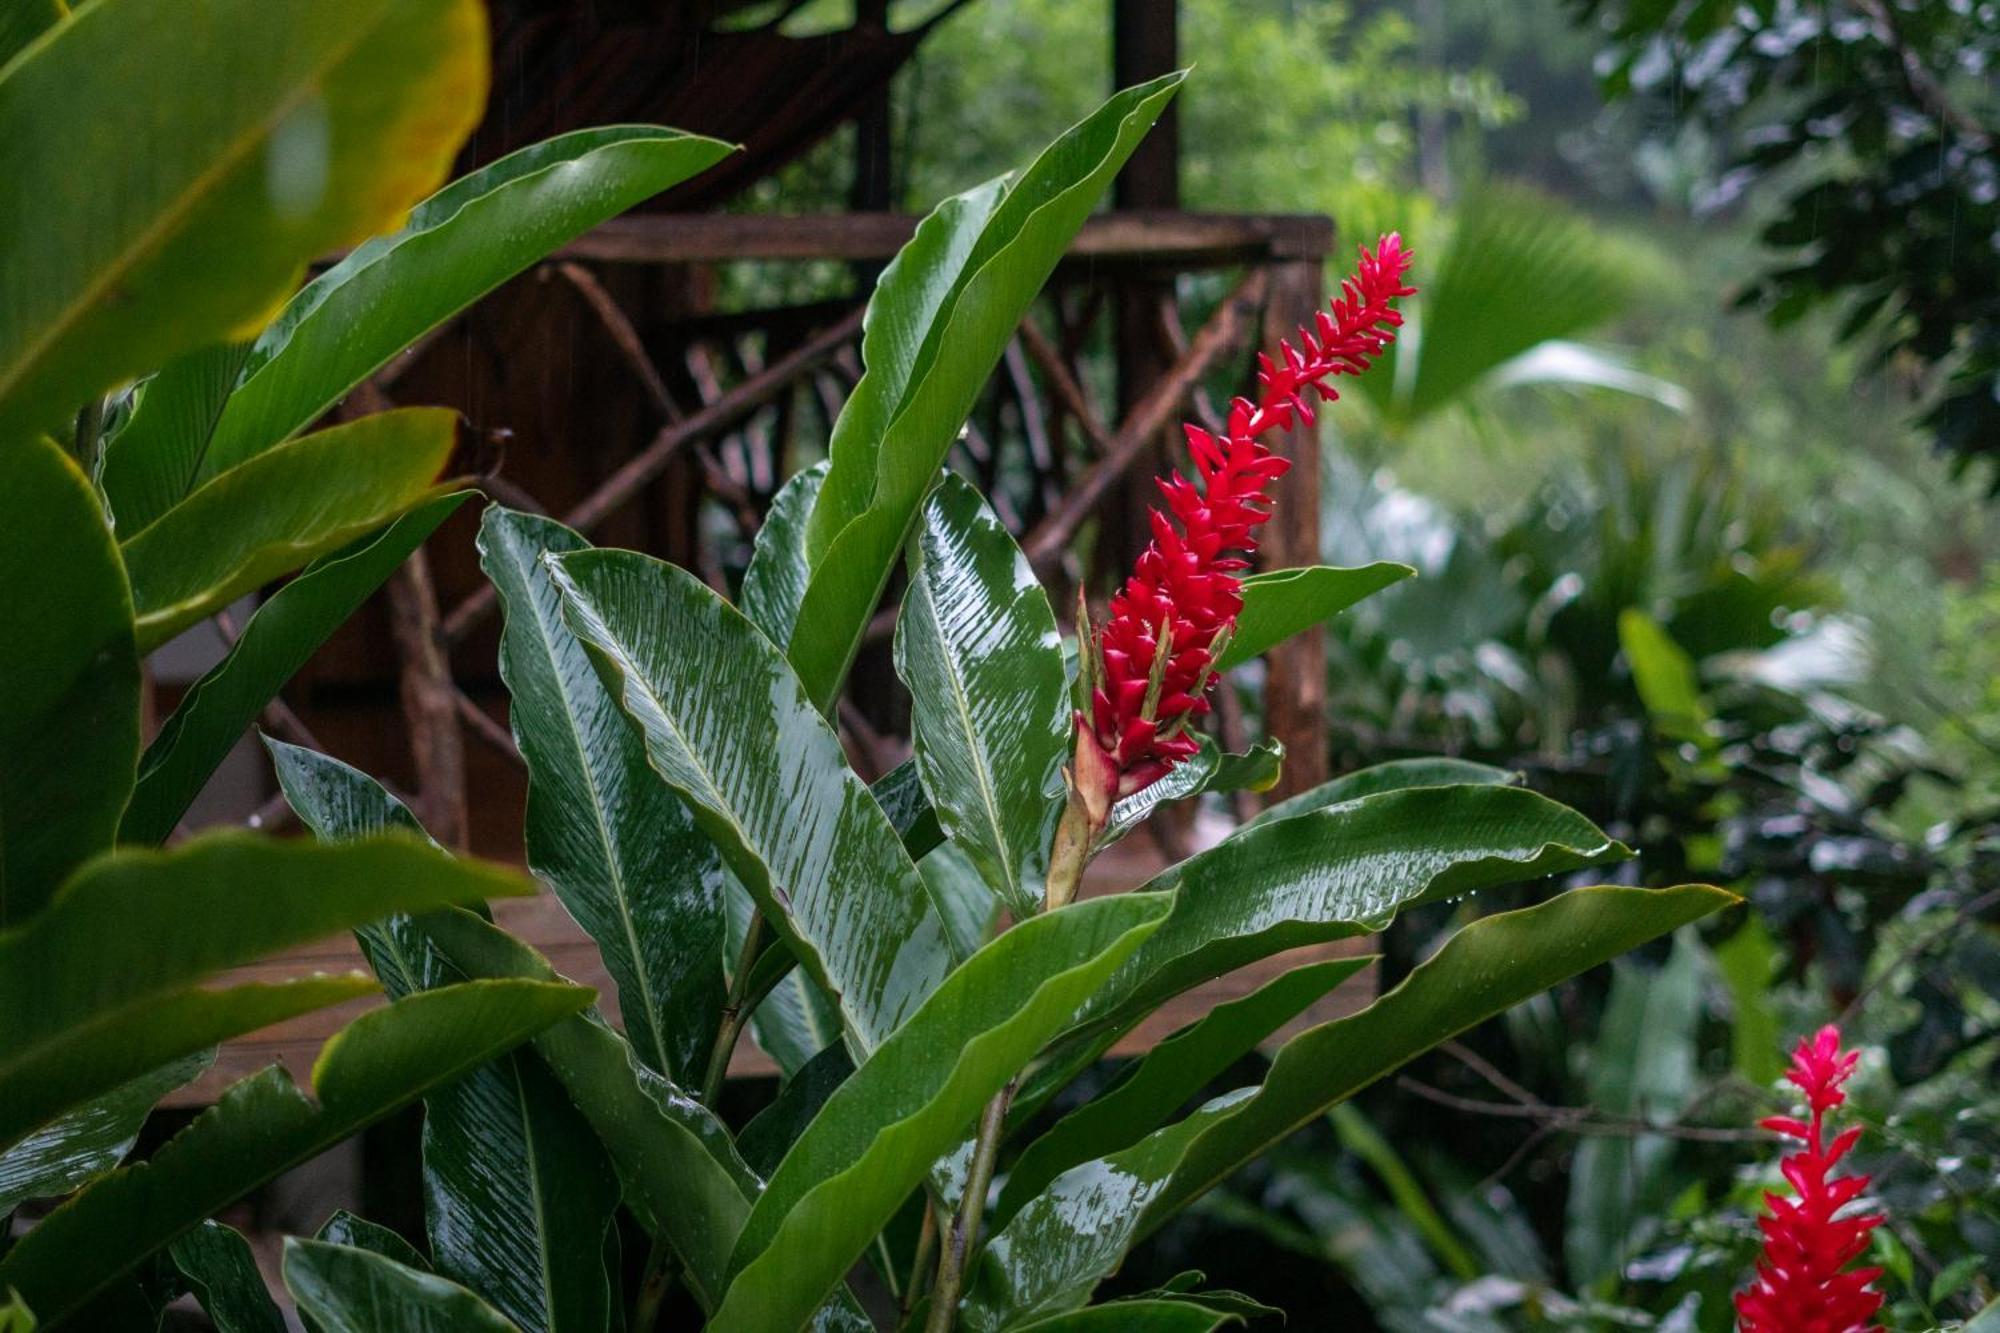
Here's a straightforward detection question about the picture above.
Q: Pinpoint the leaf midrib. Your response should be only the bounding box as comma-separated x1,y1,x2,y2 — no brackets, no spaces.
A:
908,545,1014,890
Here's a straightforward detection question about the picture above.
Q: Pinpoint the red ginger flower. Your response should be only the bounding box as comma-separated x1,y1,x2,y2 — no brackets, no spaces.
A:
1073,233,1416,812
1736,1025,1885,1333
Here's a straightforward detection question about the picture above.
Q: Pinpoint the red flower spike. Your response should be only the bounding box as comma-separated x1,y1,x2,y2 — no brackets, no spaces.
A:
1735,1025,1885,1333
1072,234,1415,810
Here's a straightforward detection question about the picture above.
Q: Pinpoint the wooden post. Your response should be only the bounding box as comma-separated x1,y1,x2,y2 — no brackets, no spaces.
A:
1261,259,1329,802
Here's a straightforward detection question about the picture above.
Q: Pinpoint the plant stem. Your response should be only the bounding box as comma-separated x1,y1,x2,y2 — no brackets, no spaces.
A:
701,909,767,1106
900,1197,940,1321
631,1239,677,1332
923,1078,1016,1333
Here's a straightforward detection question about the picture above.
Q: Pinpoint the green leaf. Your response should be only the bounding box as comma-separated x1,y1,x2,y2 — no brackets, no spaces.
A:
0,0,487,439
0,0,64,72
1214,563,1415,672
1714,913,1783,1088
998,956,1368,1221
200,127,733,479
1085,785,1632,1035
969,887,1733,1326
1247,757,1518,828
789,73,1184,710
0,1053,211,1215
1103,738,1286,847
739,461,829,647
1617,608,1713,749
0,1293,30,1332
0,831,536,1149
729,883,842,1081
479,506,722,1082
871,760,947,860
120,408,460,653
283,1240,518,1333
1008,1301,1245,1332
895,473,1068,917
735,1040,854,1179
418,907,758,1313
170,1221,286,1333
1564,930,1702,1286
99,343,251,537
710,893,1172,1333
121,493,467,844
548,548,958,1052
918,841,1003,963
0,979,592,1324
316,1212,431,1271
0,437,139,924
1329,1104,1477,1280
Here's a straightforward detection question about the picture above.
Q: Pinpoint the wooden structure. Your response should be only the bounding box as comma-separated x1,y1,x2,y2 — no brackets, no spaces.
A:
165,208,1367,1102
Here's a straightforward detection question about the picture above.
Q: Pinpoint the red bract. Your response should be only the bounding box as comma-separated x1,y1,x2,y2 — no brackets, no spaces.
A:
1735,1025,1885,1333
1073,234,1415,814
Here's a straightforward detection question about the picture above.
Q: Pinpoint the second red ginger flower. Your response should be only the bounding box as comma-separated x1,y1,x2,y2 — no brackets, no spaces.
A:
1070,232,1416,821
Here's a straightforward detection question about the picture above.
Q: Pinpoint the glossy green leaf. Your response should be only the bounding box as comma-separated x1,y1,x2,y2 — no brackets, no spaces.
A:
729,883,842,1081
1103,738,1284,847
0,831,535,1148
1247,757,1518,828
0,436,139,924
710,893,1170,1333
918,841,1003,962
549,548,957,1052
1084,785,1631,1034
283,1240,517,1333
1618,608,1713,748
318,1213,430,1270
121,493,467,844
896,475,1067,916
0,1,63,72
266,740,621,1333
480,506,722,1081
200,127,733,478
0,0,487,439
739,461,829,647
0,979,592,1324
99,344,251,538
418,908,759,1312
998,956,1368,1221
0,1053,210,1215
120,408,460,653
970,887,1732,1327
735,1040,854,1178
170,1222,286,1333
872,760,947,860
789,74,1184,710
1214,563,1415,672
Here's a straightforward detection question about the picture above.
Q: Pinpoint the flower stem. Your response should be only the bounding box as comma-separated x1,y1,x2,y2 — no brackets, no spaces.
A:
1043,789,1097,912
924,1079,1016,1333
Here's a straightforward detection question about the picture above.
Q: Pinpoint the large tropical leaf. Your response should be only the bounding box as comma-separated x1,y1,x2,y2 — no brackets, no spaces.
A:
789,74,1184,711
1213,563,1414,672
709,893,1172,1333
121,493,467,844
119,407,461,653
0,0,487,439
197,127,733,479
896,474,1068,917
480,506,722,1082
169,1222,287,1333
99,344,252,538
998,955,1369,1221
267,741,622,1333
739,460,829,647
1246,756,1517,828
0,832,535,1148
965,886,1733,1328
0,979,591,1325
284,1241,518,1333
0,437,138,923
0,1053,210,1215
1083,784,1631,1035
548,548,956,1052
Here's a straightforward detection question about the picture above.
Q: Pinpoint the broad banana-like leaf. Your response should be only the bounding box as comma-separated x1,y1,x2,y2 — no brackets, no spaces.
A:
0,1053,210,1215
170,1222,286,1333
549,548,958,1052
0,0,62,70
739,460,829,647
120,408,460,653
897,475,1068,918
1084,785,1631,1033
316,1212,430,1271
0,0,487,439
0,980,592,1324
966,886,1733,1328
267,741,622,1333
283,1240,518,1333
99,344,252,538
1247,756,1516,828
480,506,722,1082
998,956,1369,1221
122,494,468,844
0,437,138,923
735,1041,854,1178
1102,737,1285,848
789,74,1185,711
710,893,1171,1333
871,760,947,860
199,127,733,478
1213,563,1414,671
0,831,535,1148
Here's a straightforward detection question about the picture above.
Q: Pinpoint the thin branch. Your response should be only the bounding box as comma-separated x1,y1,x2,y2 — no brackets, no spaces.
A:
1394,1076,1766,1144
